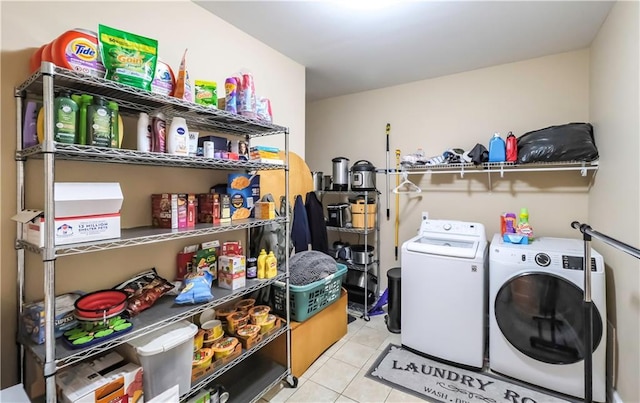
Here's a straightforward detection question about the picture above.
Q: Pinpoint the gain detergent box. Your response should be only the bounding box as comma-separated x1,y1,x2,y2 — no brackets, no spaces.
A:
227,173,260,220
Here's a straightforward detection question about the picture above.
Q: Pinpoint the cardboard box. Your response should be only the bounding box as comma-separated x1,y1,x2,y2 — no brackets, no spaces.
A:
197,193,220,224
56,352,143,403
13,183,123,246
260,288,347,378
21,292,82,344
227,173,260,219
16,211,121,247
218,255,246,290
197,135,228,152
152,193,196,229
254,201,275,220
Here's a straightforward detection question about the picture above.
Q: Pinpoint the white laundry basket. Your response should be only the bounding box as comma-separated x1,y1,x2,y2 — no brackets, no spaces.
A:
126,320,197,400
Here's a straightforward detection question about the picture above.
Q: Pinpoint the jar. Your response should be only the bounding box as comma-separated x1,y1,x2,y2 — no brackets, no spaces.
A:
246,257,257,279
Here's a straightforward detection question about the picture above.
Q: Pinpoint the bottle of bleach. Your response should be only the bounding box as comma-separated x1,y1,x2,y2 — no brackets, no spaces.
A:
488,133,506,162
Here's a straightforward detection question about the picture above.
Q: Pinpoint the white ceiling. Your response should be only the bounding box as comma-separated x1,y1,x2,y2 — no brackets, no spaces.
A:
196,1,614,102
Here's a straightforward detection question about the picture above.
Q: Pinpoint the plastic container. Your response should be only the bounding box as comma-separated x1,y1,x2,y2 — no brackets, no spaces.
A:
259,314,277,334
125,321,197,399
249,305,271,325
488,133,506,162
167,117,189,155
236,324,260,339
226,312,249,334
265,251,278,279
87,96,110,147
137,112,151,152
257,249,267,279
53,90,78,144
192,347,213,370
272,263,347,322
211,337,239,359
50,28,105,78
506,132,517,162
235,298,255,314
107,101,119,148
151,111,166,153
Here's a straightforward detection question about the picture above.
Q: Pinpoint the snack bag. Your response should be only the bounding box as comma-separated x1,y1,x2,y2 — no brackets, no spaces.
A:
173,49,194,102
175,271,214,304
98,24,158,91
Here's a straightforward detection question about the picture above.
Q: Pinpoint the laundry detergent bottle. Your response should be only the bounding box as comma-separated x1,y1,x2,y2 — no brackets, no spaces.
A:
488,133,506,162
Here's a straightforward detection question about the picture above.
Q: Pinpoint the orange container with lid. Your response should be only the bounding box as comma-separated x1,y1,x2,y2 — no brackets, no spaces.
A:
30,44,47,73
50,28,105,77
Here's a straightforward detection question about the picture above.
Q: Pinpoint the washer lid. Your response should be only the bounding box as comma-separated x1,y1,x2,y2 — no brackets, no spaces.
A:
406,236,480,258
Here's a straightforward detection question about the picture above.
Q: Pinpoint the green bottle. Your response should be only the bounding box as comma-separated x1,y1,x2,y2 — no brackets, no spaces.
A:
53,90,78,144
87,96,111,148
76,94,93,145
108,101,119,148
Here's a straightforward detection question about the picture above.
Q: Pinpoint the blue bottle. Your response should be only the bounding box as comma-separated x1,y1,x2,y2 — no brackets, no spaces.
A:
488,133,506,162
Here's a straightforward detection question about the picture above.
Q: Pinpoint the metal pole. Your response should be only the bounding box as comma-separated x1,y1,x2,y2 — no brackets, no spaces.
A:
363,190,369,321
15,88,26,385
582,232,593,403
572,221,640,259
284,128,292,379
385,123,390,221
42,62,57,402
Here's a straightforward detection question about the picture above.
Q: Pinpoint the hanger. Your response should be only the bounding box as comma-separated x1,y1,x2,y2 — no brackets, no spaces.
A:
392,171,422,194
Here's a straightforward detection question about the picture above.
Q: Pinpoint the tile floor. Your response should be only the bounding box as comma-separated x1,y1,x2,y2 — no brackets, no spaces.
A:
260,313,425,403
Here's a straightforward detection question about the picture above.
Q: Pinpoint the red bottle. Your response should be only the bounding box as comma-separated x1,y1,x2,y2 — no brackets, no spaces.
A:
506,132,517,162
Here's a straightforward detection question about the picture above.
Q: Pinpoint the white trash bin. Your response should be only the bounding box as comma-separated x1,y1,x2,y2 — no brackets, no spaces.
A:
126,320,198,400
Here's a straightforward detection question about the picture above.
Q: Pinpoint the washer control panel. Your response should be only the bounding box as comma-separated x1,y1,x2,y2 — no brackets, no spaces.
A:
420,219,485,238
562,255,597,271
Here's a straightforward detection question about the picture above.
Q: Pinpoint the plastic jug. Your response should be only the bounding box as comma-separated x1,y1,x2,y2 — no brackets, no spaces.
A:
506,131,517,162
488,133,506,162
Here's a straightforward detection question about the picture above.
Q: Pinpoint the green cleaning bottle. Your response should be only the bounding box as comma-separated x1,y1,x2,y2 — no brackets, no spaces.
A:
108,101,119,148
87,96,111,147
53,90,78,144
76,94,92,145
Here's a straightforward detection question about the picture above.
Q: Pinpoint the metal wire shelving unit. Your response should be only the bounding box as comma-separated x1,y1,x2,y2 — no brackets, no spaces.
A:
14,62,295,402
318,189,380,321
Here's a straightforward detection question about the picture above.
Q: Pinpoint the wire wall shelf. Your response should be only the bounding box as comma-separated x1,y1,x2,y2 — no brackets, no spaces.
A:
16,63,287,137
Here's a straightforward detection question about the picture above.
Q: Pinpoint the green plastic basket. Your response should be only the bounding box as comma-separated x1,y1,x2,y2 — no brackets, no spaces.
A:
273,263,347,322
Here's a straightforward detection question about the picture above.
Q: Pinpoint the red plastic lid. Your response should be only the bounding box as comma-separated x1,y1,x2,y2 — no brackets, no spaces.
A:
74,290,127,318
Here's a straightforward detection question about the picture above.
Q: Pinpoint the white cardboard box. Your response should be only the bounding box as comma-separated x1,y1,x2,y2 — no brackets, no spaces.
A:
12,183,123,246
218,255,246,290
56,352,144,403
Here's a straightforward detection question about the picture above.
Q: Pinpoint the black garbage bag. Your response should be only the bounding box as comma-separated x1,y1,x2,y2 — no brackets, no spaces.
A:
517,123,598,163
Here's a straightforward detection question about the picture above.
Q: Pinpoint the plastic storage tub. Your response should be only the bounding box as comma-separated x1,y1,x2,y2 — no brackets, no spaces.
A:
125,320,197,400
273,263,347,322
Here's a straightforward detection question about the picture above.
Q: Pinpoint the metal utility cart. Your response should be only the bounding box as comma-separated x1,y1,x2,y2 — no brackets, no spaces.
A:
320,189,381,321
14,62,297,402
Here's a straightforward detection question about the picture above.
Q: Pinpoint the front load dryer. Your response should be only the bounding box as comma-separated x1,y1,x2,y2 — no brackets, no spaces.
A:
401,216,487,369
489,234,606,401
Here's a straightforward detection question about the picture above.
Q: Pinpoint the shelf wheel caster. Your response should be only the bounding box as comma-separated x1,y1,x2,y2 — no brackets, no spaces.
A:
286,375,298,388
362,314,371,322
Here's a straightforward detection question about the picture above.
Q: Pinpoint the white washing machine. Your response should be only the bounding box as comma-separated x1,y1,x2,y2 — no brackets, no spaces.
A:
401,216,488,369
489,234,606,401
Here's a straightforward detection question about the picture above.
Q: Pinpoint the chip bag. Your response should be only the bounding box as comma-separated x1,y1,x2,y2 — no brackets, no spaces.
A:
98,24,158,91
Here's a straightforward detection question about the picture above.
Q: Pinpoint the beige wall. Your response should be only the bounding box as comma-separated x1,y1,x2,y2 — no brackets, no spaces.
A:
307,50,592,292
589,1,640,401
0,1,305,389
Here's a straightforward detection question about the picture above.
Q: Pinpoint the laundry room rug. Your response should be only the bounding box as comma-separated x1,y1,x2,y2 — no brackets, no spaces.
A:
367,344,576,403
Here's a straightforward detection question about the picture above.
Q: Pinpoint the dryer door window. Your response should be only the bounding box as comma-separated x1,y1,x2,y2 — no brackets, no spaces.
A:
495,272,603,365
